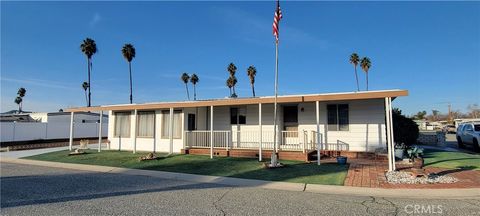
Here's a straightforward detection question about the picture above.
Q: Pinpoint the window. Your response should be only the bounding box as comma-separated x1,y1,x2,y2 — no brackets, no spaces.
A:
114,112,131,137
474,124,480,132
327,104,349,131
464,124,473,131
137,111,155,137
162,110,182,139
230,107,246,124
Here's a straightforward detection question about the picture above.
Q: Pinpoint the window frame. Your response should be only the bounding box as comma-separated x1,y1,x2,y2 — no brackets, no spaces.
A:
114,112,131,138
136,111,155,138
161,110,182,139
327,104,349,132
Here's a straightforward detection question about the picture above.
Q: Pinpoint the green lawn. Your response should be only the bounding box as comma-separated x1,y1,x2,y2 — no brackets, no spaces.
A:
423,149,480,170
24,150,349,185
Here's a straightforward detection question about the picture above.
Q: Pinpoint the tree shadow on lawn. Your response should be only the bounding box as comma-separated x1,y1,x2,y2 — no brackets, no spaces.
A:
25,151,349,185
422,149,480,170
136,154,349,185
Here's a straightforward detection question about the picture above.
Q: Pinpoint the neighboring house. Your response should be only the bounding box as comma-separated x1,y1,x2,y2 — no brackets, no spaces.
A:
454,118,480,128
29,111,108,123
0,114,36,122
66,89,407,162
414,119,428,131
0,111,108,143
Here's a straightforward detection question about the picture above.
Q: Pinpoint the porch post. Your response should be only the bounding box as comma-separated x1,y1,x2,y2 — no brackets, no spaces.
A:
98,110,103,152
388,97,396,170
316,101,321,165
169,107,174,154
210,106,214,159
69,112,75,151
258,103,262,161
133,109,138,154
385,97,393,171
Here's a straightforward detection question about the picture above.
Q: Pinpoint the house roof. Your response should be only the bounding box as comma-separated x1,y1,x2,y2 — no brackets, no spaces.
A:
66,89,408,112
0,114,36,122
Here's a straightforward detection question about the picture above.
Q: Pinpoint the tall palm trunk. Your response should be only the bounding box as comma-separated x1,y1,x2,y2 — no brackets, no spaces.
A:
87,57,91,107
193,85,197,100
84,90,88,106
185,84,190,100
366,73,369,91
354,66,359,91
129,62,133,104
251,84,256,97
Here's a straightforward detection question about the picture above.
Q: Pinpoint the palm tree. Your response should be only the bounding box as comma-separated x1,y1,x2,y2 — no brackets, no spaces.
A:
82,82,89,106
122,43,136,104
14,96,22,113
227,63,238,96
16,87,26,113
349,53,360,91
190,74,199,100
231,76,238,98
227,63,237,77
247,66,257,97
226,77,234,96
17,87,26,98
360,57,371,91
80,38,97,107
181,73,191,100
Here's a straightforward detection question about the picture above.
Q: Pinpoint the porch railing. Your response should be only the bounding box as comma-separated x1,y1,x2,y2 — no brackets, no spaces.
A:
184,131,231,149
185,130,322,152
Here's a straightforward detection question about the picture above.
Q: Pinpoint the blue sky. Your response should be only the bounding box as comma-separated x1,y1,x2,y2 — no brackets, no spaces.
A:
1,1,479,115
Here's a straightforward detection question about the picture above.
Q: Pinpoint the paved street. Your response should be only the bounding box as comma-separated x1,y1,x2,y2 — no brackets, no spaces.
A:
1,163,479,216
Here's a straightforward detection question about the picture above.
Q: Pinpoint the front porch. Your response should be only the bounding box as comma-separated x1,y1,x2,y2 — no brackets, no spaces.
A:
182,130,378,161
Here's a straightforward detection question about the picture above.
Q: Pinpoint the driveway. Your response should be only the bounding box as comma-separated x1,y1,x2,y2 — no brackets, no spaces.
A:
1,163,479,215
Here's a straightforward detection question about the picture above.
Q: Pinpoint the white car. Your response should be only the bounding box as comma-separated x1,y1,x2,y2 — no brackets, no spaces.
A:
456,122,480,152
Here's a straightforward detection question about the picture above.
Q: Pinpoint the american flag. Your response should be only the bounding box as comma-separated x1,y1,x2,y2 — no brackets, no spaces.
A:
272,0,283,42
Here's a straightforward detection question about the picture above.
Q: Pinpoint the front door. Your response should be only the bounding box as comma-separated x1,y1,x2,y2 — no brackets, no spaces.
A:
283,105,299,145
187,114,196,131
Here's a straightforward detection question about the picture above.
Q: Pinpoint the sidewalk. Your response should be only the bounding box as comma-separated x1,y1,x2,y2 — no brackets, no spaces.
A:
1,156,479,199
0,144,100,159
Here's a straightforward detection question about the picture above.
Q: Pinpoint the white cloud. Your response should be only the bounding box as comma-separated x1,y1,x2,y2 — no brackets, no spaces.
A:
89,13,101,28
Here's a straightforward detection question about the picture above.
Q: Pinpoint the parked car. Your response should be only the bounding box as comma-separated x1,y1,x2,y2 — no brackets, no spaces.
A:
442,125,456,134
456,122,480,152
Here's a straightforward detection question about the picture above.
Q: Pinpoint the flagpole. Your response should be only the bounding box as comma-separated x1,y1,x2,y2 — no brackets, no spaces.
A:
271,40,279,165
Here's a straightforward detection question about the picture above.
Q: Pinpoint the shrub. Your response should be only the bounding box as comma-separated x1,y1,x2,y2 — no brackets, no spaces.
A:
392,108,419,147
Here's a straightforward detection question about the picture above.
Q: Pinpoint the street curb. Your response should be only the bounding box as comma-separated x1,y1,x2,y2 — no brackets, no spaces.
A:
2,157,479,199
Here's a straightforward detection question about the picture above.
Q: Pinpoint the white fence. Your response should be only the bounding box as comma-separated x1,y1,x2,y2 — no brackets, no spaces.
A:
0,122,108,142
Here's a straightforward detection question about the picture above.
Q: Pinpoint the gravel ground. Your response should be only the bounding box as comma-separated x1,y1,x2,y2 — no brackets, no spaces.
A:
386,171,459,184
1,163,479,216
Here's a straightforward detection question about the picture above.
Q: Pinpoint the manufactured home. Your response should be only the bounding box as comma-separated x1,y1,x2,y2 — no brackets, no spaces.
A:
66,89,407,163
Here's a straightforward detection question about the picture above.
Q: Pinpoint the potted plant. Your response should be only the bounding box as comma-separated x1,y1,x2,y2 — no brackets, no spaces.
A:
336,156,347,165
407,146,424,169
394,143,407,159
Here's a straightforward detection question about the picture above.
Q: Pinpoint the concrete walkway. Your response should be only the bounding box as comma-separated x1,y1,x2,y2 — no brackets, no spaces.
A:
1,157,479,199
0,144,100,159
